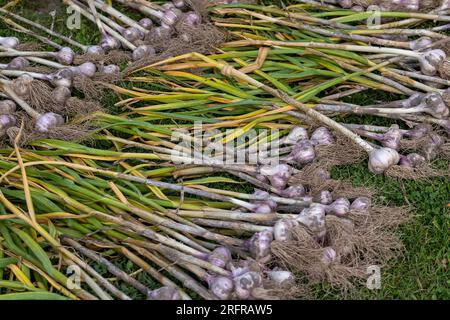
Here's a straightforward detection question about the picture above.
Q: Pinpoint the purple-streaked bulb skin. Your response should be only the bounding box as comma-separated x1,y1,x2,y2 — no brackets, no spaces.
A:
0,100,16,114
0,36,19,49
351,5,364,11
70,62,97,78
316,168,331,181
422,133,444,161
57,47,75,65
132,44,156,61
173,0,186,9
252,189,277,211
52,86,72,105
339,0,353,8
409,37,432,51
407,153,426,167
289,140,316,165
100,34,121,51
403,124,429,139
321,247,337,266
233,271,263,300
101,64,120,74
283,126,308,145
440,0,450,10
86,45,105,55
207,275,234,300
381,125,402,150
273,218,298,241
296,204,326,239
208,246,232,269
325,197,350,217
152,25,172,40
123,27,144,43
50,69,73,88
147,286,181,300
162,8,182,26
310,127,334,146
162,2,175,10
266,270,295,287
350,197,371,212
391,0,419,11
0,114,17,130
7,57,29,70
368,147,400,174
280,185,305,198
35,112,64,133
419,49,446,76
139,18,153,30
183,11,201,27
424,93,449,119
247,230,273,261
314,190,333,205
260,164,292,190
13,74,33,97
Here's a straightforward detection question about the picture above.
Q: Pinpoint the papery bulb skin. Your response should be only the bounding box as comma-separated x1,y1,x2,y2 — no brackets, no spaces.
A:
51,86,72,105
266,270,295,287
326,197,350,217
57,47,75,65
419,49,446,76
283,126,308,145
410,37,433,51
151,25,173,40
50,69,73,88
252,189,277,211
247,230,273,261
183,11,201,26
132,44,156,61
100,34,121,51
255,174,269,184
233,271,263,300
101,64,120,74
162,2,175,10
310,127,334,146
350,197,371,212
7,57,29,70
147,286,181,300
0,36,19,49
404,124,429,139
280,185,306,198
296,204,326,239
381,125,402,150
139,18,153,30
273,218,298,241
0,100,17,114
162,8,182,26
339,0,353,8
208,247,232,269
0,114,17,131
368,148,400,174
70,62,97,78
207,275,234,300
13,74,33,97
424,93,449,119
321,247,337,266
316,168,331,182
351,5,364,11
173,0,186,9
86,45,105,55
260,164,292,190
406,153,426,167
123,27,144,43
289,140,316,165
35,113,64,133
314,190,333,205
440,0,450,10
422,133,444,160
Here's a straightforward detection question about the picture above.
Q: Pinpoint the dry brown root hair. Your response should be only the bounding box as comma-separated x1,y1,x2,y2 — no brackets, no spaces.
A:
11,78,54,113
22,65,53,74
314,133,367,167
73,50,131,66
385,164,448,180
72,75,119,100
15,42,43,52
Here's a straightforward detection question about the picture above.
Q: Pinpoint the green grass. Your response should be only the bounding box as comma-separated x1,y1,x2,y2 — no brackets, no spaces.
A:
0,0,448,300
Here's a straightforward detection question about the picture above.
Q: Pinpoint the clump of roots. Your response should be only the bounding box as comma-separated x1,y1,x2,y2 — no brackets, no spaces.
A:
385,164,448,180
314,133,367,167
72,75,117,100
11,78,54,113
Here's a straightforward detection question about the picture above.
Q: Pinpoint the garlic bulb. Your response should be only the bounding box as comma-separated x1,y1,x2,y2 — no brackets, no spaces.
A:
266,270,295,287
273,218,298,241
325,197,350,217
320,247,337,266
183,11,201,26
139,18,153,30
422,133,444,160
280,185,306,198
247,230,273,261
350,197,371,212
233,271,263,300
310,127,334,146
282,126,308,145
13,74,33,97
173,0,186,8
101,64,120,75
424,93,449,119
381,125,402,150
162,8,182,26
338,0,353,8
51,86,72,105
100,34,121,51
287,140,316,165
314,190,333,205
147,286,181,300
86,45,105,55
132,45,155,61
7,57,29,70
56,47,75,65
0,36,19,49
50,69,73,88
368,147,400,174
207,246,232,269
35,113,64,133
409,37,433,51
0,114,17,132
296,204,326,239
207,275,234,300
403,124,429,139
123,27,144,43
259,164,292,190
0,100,17,114
69,62,97,78
419,49,446,76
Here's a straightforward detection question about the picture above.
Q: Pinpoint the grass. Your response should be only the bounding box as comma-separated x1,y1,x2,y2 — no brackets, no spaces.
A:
0,0,448,300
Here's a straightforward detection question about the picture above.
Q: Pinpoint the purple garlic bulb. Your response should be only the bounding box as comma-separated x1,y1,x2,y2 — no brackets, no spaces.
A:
259,164,292,190
69,62,97,78
422,133,444,160
35,112,64,133
424,93,449,119
173,0,186,9
287,140,316,165
403,124,429,139
101,64,120,74
368,147,400,174
0,114,17,132
410,37,433,51
338,0,353,8
419,49,446,76
266,270,295,287
207,246,232,269
296,204,326,239
247,230,273,262
56,47,75,65
7,57,29,70
283,126,308,145
310,127,334,146
139,18,153,30
381,125,402,150
151,24,173,40
314,190,333,205
123,27,144,43
0,36,19,49
51,86,72,105
350,197,371,212
50,69,73,87
280,185,306,198
251,189,277,213
100,34,121,51
86,45,105,55
183,11,201,26
320,247,337,266
0,100,17,114
273,218,298,241
325,197,350,217
233,270,263,300
147,286,181,300
207,275,234,300
132,44,156,61
162,8,182,26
